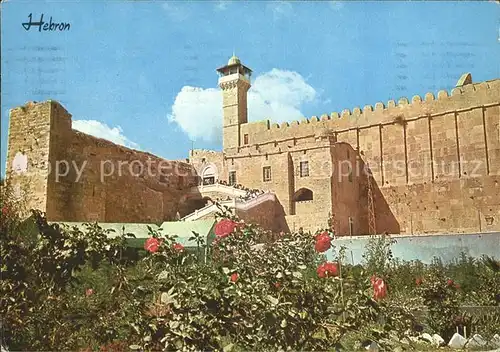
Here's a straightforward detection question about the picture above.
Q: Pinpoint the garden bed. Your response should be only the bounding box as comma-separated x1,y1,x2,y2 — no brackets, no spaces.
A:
1,181,499,351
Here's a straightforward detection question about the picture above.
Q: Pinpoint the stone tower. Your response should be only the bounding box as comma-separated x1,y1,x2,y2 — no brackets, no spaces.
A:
216,55,252,152
5,100,72,216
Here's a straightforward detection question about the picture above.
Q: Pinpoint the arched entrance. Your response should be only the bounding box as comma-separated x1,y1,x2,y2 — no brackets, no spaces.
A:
293,188,313,202
201,164,218,185
290,188,313,215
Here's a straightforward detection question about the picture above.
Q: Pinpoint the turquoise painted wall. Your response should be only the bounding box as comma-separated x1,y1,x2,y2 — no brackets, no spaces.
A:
326,232,500,265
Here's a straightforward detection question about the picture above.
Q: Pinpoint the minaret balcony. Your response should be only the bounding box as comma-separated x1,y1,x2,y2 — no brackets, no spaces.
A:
218,73,250,86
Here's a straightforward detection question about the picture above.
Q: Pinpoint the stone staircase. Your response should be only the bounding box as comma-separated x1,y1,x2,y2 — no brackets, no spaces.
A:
188,184,247,199
182,191,276,221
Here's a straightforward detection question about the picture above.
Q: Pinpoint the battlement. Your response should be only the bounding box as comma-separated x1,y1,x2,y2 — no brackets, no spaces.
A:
275,78,498,127
10,99,71,118
240,77,500,146
190,149,223,157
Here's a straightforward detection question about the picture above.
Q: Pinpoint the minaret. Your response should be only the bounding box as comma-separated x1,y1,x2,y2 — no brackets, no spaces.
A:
216,55,252,152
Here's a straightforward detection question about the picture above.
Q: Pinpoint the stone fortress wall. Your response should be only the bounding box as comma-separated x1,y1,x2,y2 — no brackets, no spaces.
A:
5,58,500,235
6,101,199,224
190,68,500,235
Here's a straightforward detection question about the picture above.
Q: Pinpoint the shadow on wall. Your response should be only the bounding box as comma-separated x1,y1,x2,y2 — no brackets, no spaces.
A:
181,196,212,217
236,197,289,234
178,187,206,219
356,149,401,235
372,178,400,234
272,198,289,233
180,185,290,234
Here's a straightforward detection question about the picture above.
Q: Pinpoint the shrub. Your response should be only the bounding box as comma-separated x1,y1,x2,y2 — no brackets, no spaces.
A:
1,182,499,351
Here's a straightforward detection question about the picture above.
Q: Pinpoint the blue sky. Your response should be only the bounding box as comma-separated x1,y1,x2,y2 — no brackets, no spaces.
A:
2,0,499,176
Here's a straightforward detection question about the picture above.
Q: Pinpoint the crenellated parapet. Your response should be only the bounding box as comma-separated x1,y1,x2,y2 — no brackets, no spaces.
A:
190,149,223,157
239,77,500,147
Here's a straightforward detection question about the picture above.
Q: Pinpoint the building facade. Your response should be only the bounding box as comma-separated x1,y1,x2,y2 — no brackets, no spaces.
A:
189,56,500,235
5,55,500,235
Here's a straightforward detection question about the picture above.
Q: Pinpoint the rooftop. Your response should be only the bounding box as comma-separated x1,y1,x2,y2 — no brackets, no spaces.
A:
228,55,241,66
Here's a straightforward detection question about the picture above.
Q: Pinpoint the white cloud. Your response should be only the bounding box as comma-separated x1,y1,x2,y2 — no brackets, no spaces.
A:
168,69,317,143
168,87,222,143
72,120,140,149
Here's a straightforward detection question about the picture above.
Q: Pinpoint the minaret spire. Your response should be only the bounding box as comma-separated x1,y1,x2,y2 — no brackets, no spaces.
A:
216,55,253,152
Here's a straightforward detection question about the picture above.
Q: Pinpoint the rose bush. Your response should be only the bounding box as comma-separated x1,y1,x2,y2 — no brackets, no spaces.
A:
317,261,339,278
144,237,161,253
371,275,387,301
214,218,239,238
1,179,499,351
314,231,332,253
172,243,184,252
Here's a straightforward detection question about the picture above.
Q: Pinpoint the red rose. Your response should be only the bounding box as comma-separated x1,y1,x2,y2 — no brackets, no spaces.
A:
85,288,94,296
372,277,387,300
416,278,423,286
317,262,338,278
1,206,8,216
447,279,454,287
455,283,461,289
274,282,281,288
315,237,331,253
172,243,184,252
315,231,330,241
230,272,239,282
315,232,332,253
215,219,238,238
144,237,161,253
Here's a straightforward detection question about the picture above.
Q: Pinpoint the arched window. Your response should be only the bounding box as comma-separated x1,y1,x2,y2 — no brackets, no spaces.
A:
201,164,218,185
293,188,313,202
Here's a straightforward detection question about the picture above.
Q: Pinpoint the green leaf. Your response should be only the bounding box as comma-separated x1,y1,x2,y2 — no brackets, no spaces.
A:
174,339,183,349
223,343,234,352
266,295,279,306
161,291,177,304
169,321,180,329
158,270,169,280
167,285,176,295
